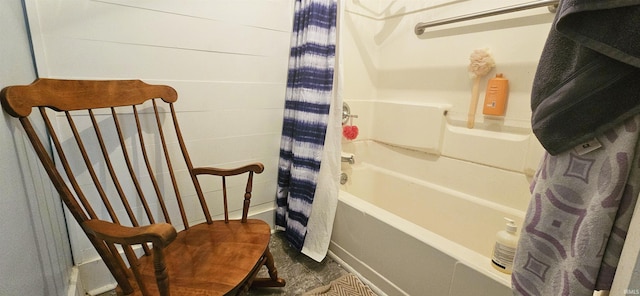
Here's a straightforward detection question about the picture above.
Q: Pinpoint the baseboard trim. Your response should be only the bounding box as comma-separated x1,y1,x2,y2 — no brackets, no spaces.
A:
66,267,82,296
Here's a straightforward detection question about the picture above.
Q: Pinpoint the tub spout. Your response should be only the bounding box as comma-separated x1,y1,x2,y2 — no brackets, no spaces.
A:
341,153,355,164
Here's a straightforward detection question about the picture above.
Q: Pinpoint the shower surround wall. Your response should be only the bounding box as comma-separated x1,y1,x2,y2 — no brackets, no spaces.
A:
341,0,550,207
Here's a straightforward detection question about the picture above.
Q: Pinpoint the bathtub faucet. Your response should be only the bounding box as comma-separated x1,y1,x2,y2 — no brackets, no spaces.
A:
341,154,355,164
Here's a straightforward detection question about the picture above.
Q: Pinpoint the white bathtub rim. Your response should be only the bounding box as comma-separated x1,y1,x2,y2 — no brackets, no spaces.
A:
337,189,512,289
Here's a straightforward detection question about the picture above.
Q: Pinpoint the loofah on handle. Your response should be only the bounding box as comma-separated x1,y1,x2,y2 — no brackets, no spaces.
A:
468,48,495,78
467,48,495,128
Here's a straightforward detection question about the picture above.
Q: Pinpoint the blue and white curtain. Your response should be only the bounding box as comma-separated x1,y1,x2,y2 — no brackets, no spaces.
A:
276,0,338,251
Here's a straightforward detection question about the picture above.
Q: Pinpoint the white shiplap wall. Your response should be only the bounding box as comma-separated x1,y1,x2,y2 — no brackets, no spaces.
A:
24,0,294,293
1,0,74,295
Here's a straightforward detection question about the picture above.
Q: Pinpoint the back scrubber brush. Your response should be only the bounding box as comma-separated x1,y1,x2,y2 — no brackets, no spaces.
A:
467,48,495,128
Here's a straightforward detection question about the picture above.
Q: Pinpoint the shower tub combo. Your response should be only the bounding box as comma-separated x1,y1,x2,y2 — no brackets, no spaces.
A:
329,101,536,296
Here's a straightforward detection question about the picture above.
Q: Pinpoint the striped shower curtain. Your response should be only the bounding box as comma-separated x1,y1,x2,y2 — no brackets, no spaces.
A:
276,0,337,251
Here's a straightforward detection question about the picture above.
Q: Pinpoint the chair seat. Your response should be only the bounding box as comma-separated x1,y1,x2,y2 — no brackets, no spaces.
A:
122,219,271,295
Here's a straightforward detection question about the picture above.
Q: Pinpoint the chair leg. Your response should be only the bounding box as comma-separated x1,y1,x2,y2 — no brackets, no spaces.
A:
250,246,286,288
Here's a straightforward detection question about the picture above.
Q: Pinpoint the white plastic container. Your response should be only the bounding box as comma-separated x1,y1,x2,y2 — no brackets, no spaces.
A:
491,217,519,274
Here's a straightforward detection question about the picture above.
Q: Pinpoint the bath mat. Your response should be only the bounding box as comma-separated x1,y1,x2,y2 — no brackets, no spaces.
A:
303,274,377,296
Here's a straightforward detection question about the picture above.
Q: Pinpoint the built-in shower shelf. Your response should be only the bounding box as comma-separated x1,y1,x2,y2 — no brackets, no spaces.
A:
446,123,531,141
442,122,541,174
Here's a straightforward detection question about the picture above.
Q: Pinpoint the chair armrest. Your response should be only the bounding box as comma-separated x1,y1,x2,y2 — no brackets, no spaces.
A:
82,219,177,248
192,162,264,177
83,220,177,295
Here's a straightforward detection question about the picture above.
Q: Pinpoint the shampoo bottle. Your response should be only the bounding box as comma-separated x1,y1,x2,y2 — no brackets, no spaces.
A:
482,73,509,116
491,217,518,274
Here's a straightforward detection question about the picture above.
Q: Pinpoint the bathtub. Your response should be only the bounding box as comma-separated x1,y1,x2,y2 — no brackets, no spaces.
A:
329,163,526,296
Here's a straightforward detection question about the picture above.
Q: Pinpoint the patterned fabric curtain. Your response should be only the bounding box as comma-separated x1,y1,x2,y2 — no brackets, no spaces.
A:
276,0,337,251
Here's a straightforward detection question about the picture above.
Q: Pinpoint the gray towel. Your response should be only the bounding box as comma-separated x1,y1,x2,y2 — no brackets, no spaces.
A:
531,0,640,155
513,114,640,295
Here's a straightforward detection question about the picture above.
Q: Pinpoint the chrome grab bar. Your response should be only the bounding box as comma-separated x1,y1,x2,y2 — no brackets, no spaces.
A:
414,0,559,35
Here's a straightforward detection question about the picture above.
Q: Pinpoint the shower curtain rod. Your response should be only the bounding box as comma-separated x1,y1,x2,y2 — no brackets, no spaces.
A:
414,0,559,35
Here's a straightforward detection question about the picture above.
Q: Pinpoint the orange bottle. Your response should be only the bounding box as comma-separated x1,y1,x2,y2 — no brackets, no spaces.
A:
482,73,509,116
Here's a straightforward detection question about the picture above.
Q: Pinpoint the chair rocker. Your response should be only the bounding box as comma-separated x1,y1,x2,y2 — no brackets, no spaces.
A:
1,79,286,295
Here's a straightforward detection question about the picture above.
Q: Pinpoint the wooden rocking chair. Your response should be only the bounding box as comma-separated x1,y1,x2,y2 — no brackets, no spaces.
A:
1,79,286,295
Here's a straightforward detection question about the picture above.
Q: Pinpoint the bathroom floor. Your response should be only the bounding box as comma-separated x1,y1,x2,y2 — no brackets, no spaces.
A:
96,231,349,296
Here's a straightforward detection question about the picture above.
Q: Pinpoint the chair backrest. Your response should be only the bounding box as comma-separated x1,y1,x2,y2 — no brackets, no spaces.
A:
1,78,255,292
